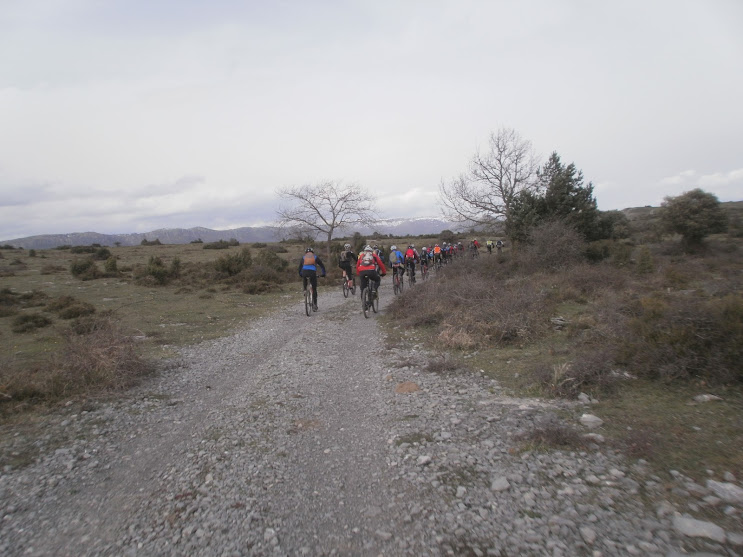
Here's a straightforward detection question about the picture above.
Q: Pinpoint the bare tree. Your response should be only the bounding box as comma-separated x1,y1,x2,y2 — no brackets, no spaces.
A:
276,180,377,261
440,128,539,239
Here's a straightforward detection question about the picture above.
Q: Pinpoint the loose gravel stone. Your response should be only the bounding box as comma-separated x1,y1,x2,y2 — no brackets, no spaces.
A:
0,283,741,555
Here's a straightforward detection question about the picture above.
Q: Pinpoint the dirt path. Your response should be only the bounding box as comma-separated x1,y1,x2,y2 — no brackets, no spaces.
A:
0,282,738,556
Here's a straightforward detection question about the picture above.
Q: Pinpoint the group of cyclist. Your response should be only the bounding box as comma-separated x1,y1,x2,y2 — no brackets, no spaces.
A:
299,237,504,311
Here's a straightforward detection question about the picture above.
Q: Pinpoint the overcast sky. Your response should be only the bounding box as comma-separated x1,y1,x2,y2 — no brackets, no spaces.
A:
1,0,742,240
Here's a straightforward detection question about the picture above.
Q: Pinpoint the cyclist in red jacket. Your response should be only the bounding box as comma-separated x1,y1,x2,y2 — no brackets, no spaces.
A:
356,245,386,299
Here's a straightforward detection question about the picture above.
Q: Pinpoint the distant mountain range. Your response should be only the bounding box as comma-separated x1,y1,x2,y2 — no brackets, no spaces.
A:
1,217,463,250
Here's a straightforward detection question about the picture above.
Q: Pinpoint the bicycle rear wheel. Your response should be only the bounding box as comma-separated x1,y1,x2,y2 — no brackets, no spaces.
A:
393,274,399,295
362,288,370,318
304,288,311,316
372,287,379,313
342,279,349,298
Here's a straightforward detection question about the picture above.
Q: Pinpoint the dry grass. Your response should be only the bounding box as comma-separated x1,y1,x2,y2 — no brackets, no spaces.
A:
516,418,587,451
380,225,743,478
1,315,153,408
0,241,305,415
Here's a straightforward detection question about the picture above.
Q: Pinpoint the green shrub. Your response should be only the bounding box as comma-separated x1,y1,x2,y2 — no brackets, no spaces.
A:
70,258,101,280
204,239,234,250
140,238,162,246
170,257,181,278
255,249,288,271
47,295,94,319
70,245,94,254
12,313,53,333
620,293,743,384
142,256,170,285
214,248,252,276
0,306,18,318
104,256,118,274
636,246,654,274
585,240,612,263
94,247,112,260
28,249,36,257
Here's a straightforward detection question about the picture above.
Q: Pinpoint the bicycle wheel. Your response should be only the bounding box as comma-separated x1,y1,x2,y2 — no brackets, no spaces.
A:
421,265,427,281
351,277,356,296
372,286,379,313
342,279,349,298
304,288,311,316
399,272,404,293
362,288,370,318
393,274,399,295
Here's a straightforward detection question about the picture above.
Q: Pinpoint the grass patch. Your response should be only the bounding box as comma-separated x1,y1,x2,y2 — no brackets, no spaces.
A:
515,418,587,451
596,380,743,480
0,243,301,417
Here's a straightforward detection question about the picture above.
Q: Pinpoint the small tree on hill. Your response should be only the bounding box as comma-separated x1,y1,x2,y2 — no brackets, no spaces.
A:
660,188,728,251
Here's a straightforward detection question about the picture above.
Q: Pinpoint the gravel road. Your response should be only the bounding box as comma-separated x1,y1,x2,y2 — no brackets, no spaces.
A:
1,282,741,556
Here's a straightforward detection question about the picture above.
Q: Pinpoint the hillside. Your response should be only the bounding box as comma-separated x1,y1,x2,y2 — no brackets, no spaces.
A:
1,217,460,250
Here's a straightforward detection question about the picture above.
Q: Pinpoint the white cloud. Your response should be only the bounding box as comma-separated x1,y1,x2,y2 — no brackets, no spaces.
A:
1,0,743,239
699,169,743,187
660,170,697,186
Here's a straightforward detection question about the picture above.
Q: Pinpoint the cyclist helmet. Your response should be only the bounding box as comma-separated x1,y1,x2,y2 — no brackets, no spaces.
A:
435,243,439,247
390,245,397,251
408,245,413,249
305,247,314,253
422,246,428,252
344,243,351,249
364,245,373,252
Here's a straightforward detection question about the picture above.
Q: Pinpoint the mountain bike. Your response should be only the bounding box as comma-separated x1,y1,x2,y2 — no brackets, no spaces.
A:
392,265,404,296
342,274,356,298
303,283,315,316
361,284,379,318
420,261,428,281
406,262,416,285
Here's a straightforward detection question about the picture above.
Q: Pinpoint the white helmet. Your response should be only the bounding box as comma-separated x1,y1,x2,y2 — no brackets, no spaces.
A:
390,245,397,251
364,245,373,252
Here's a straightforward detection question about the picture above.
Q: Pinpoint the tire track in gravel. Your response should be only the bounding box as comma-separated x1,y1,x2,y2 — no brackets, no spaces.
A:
2,283,403,556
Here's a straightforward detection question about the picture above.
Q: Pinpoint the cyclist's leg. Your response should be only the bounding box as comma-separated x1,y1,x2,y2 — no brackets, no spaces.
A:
359,271,369,293
309,272,318,306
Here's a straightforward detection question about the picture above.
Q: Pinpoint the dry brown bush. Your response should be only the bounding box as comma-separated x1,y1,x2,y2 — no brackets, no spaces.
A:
534,348,620,398
47,316,152,398
517,220,586,273
1,316,152,404
388,253,550,348
47,295,96,319
516,418,586,450
619,292,743,384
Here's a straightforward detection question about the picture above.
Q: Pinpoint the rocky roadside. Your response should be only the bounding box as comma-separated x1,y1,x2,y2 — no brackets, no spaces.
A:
0,283,741,556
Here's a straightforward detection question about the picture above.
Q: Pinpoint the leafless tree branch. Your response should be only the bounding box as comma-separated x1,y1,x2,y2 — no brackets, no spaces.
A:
440,128,539,238
276,180,377,261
